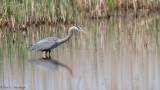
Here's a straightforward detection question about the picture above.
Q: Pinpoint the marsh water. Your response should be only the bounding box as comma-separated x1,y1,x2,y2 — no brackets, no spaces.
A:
0,13,160,90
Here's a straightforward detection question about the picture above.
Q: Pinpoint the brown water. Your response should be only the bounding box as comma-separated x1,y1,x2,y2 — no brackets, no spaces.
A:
0,13,160,90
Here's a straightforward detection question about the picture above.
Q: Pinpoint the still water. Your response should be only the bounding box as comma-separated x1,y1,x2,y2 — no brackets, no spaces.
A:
0,13,160,90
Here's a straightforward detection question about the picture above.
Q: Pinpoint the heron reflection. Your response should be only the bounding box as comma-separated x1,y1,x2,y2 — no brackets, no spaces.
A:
28,57,72,76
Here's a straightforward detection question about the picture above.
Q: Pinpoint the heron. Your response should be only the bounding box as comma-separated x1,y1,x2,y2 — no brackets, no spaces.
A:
27,25,87,56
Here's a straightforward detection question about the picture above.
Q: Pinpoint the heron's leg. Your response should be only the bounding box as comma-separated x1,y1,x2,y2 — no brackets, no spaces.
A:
49,50,51,53
48,50,51,56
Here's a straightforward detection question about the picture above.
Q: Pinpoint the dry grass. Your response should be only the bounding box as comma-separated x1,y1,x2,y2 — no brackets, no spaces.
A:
0,0,160,29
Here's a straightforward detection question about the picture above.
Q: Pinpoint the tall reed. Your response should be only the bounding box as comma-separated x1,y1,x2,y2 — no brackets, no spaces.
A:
0,0,159,28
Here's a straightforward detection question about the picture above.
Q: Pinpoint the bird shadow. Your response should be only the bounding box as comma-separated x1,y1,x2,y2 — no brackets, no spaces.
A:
28,57,72,76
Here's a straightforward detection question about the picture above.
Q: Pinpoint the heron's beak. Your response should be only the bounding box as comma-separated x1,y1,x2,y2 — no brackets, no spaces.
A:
80,30,88,35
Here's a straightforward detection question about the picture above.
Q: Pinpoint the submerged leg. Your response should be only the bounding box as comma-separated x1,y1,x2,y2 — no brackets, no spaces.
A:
48,50,51,56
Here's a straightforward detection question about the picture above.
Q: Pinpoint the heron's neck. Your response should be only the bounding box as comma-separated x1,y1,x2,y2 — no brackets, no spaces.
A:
57,28,73,43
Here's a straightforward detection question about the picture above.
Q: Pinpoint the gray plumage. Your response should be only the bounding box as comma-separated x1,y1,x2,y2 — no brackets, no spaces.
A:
27,37,59,51
27,26,87,55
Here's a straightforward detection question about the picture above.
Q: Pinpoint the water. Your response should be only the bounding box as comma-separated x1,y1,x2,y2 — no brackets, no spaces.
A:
0,13,160,90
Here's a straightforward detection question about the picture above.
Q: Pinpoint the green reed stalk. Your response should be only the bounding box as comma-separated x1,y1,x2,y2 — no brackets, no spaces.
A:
6,0,11,16
15,2,19,24
24,0,27,24
93,0,96,17
47,0,51,16
111,0,114,11
65,1,70,22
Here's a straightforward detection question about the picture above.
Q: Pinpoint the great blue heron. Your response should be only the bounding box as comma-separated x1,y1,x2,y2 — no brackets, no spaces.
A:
27,25,87,55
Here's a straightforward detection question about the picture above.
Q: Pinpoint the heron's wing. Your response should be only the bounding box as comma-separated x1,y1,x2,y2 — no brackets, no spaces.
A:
35,41,57,50
27,37,59,51
36,37,58,44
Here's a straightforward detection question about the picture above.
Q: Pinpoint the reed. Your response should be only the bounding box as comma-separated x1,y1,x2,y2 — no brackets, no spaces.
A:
0,0,160,28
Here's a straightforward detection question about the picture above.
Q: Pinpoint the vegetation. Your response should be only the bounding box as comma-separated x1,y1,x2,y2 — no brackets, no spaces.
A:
0,0,160,28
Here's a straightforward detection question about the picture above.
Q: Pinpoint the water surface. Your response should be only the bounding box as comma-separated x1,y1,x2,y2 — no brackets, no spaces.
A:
0,13,160,90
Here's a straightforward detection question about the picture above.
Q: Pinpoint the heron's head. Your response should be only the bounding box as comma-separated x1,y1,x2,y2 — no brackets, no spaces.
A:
70,25,87,34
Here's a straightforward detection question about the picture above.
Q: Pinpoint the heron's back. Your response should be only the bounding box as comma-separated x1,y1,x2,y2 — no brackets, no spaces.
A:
27,37,59,51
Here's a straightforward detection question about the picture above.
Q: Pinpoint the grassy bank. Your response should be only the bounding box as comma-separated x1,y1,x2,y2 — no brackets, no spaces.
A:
0,0,160,29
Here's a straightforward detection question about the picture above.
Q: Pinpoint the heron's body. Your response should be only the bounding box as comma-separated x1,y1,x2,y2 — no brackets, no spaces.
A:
27,37,59,51
27,26,87,56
